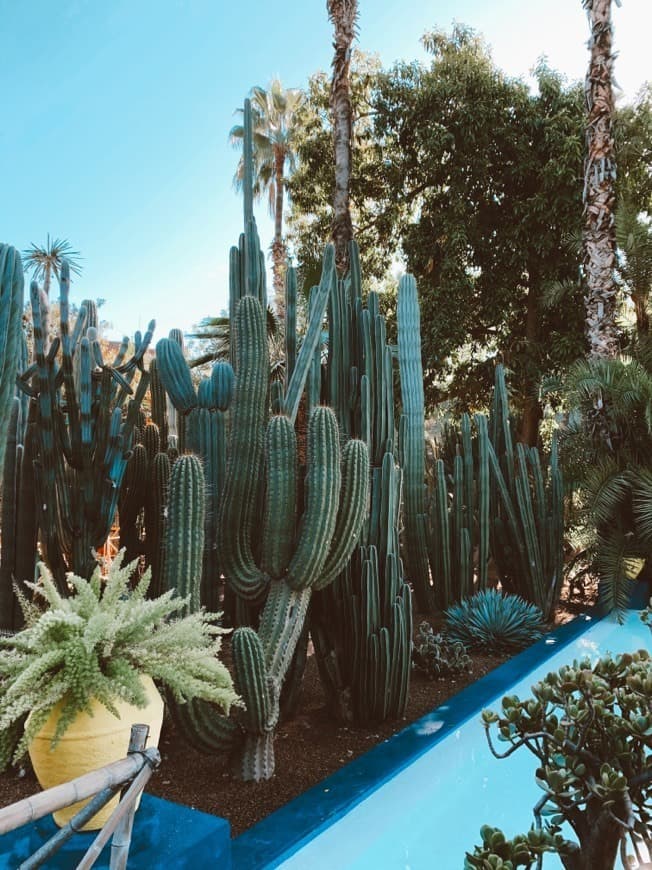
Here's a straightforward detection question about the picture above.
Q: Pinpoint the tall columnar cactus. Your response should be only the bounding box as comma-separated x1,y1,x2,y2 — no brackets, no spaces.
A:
397,274,433,610
161,454,205,612
0,399,22,630
155,337,235,608
15,263,153,585
483,366,564,620
173,303,369,778
311,241,414,724
0,244,25,485
427,412,490,609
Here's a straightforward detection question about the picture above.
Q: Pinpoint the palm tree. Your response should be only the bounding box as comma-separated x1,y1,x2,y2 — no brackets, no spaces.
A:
230,81,304,318
582,0,619,358
327,0,358,276
22,235,83,297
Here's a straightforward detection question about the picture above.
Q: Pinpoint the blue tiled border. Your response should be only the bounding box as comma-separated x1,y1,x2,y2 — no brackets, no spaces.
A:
233,582,650,870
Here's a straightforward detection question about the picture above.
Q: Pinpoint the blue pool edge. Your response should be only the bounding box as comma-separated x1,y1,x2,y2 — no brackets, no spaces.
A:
233,598,638,870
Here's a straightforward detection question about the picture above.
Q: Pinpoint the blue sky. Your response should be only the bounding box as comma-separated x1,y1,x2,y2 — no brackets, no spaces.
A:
1,0,650,340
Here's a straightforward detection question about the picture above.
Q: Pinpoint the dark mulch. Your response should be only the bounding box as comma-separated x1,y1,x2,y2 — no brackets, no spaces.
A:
0,589,597,838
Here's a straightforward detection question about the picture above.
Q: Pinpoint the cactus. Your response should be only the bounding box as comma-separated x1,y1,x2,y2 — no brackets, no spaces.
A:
154,335,235,608
169,101,370,779
426,412,490,609
0,399,21,629
397,274,433,610
161,454,205,611
310,241,414,724
0,244,24,485
425,367,561,617
14,263,153,585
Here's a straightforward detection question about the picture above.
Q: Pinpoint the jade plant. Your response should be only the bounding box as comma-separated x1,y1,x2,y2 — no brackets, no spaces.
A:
468,650,652,869
0,551,239,770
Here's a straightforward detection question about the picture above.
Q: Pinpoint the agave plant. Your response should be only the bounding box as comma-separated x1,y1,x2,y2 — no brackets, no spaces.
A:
0,552,239,768
445,589,544,652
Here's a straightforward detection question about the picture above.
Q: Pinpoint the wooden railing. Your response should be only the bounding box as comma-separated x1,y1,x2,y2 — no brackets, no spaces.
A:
0,724,161,870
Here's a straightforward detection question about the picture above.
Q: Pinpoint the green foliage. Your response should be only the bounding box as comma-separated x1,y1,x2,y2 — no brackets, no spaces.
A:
288,30,587,424
477,650,652,867
559,353,652,617
445,590,544,652
465,825,565,869
0,552,239,769
412,622,471,679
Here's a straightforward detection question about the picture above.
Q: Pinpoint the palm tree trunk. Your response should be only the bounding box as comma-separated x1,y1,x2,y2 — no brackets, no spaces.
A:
582,0,619,358
272,148,286,319
328,0,357,276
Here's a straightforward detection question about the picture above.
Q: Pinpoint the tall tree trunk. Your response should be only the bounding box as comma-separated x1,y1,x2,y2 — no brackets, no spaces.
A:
327,0,357,276
582,0,619,358
272,147,286,319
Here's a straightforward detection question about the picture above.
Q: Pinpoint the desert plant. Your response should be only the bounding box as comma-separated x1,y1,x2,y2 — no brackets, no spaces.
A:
0,551,239,770
412,622,471,679
465,825,566,869
445,589,544,652
473,650,652,869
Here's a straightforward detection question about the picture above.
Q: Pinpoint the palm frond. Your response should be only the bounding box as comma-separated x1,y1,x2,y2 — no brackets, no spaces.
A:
583,458,629,527
632,468,652,547
595,528,643,621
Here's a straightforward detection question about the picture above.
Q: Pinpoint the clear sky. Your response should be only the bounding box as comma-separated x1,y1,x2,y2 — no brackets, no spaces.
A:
1,0,650,340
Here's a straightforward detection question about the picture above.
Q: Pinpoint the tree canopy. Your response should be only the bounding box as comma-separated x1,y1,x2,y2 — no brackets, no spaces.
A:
288,27,588,437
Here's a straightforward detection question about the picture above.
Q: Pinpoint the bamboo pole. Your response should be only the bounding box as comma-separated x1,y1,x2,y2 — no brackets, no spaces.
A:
18,785,121,870
109,724,150,870
0,748,159,836
76,760,157,870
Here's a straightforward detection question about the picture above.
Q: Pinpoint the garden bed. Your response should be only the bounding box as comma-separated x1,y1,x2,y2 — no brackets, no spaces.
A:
0,593,593,838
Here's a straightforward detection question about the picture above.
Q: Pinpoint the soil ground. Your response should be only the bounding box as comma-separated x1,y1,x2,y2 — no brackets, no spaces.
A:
0,587,597,838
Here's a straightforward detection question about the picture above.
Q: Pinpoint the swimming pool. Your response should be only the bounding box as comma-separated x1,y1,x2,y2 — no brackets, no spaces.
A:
235,608,651,869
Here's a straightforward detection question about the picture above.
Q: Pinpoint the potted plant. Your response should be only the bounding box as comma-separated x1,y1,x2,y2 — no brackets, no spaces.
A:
0,552,240,830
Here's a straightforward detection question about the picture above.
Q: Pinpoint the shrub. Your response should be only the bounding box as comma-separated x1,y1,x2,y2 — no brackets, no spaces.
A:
412,621,472,679
445,589,544,652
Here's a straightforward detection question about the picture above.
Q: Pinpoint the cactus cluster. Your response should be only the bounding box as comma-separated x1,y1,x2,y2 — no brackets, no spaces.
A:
309,241,414,725
12,264,154,588
426,366,564,620
157,101,370,780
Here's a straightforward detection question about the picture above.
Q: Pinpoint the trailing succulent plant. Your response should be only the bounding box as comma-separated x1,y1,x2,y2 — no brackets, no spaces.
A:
445,589,544,652
474,650,652,869
0,551,239,771
412,621,471,680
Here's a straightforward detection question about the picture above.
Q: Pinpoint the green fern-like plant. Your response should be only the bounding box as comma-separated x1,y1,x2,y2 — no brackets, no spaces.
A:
445,590,544,652
0,551,240,768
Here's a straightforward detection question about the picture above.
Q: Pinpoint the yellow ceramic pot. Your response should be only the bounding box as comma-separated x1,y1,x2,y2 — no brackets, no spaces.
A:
27,675,164,830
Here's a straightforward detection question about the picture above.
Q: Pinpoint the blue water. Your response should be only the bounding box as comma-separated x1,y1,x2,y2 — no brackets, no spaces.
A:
277,612,651,870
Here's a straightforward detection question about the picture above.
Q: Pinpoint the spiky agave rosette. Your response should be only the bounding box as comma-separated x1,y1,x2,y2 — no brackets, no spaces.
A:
0,551,240,768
